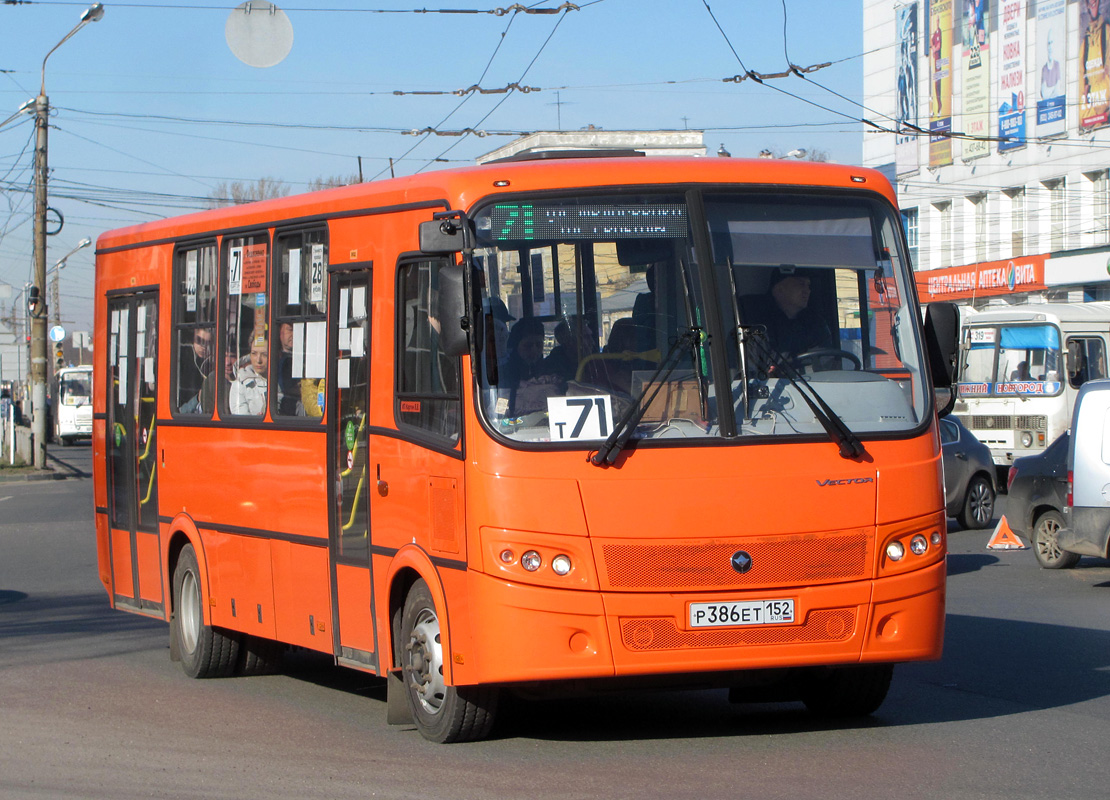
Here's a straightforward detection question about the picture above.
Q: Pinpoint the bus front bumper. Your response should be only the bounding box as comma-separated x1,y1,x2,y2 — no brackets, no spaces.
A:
464,560,945,685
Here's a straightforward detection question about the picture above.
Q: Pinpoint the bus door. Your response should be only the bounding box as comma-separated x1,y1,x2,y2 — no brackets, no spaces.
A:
105,291,162,613
327,269,377,669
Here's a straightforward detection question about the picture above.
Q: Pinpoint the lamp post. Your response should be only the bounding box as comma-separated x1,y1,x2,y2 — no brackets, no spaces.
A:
49,237,93,328
28,3,104,469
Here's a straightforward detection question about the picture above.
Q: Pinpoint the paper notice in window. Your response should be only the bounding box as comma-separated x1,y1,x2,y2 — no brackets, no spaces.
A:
287,247,301,306
338,358,351,389
305,320,327,379
292,322,305,379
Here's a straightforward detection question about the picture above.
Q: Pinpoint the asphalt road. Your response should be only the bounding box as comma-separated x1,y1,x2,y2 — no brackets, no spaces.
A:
1,444,1107,799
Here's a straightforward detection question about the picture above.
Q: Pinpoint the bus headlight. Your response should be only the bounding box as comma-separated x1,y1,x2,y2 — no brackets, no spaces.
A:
1021,431,1033,448
551,554,572,576
910,534,929,555
886,542,905,561
521,551,542,572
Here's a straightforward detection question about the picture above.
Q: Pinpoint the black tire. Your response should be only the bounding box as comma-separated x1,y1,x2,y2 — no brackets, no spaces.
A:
236,634,284,676
1031,510,1080,570
957,474,995,530
399,579,498,743
171,543,239,679
799,663,894,718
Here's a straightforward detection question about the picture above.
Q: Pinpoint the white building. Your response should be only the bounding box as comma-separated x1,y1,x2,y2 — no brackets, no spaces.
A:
864,0,1110,308
477,128,707,163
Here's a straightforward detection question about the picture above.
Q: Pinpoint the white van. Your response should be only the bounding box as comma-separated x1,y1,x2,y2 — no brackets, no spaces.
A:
54,365,93,445
1057,379,1110,562
953,302,1110,471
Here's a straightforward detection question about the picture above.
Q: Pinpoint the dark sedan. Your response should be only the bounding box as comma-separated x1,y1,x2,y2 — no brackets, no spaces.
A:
1006,431,1077,569
941,416,996,530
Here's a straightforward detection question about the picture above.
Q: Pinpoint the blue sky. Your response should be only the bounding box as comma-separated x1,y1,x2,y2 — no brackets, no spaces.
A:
0,0,866,334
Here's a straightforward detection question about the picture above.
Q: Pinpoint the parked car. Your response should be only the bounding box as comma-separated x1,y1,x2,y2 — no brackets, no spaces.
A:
941,416,996,529
1056,380,1110,566
1006,431,1075,569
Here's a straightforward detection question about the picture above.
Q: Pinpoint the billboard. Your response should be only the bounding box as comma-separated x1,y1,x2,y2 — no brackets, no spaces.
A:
897,3,920,175
1036,0,1066,137
1080,0,1110,131
929,0,954,166
961,0,990,159
998,0,1026,151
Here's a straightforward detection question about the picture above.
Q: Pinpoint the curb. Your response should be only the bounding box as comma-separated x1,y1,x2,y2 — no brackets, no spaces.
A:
0,470,70,483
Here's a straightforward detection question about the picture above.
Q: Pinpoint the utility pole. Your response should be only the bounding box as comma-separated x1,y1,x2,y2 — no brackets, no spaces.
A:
28,3,104,470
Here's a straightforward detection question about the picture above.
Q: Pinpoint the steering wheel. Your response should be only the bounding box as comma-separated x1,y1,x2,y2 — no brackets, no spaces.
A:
792,348,862,371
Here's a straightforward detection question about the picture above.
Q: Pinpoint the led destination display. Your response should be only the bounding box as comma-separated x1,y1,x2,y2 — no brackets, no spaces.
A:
491,203,688,241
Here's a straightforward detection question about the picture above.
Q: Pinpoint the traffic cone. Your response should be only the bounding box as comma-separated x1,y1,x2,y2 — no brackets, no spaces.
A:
986,515,1028,550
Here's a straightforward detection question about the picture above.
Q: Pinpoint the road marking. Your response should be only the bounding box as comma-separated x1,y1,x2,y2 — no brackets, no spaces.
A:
0,496,11,503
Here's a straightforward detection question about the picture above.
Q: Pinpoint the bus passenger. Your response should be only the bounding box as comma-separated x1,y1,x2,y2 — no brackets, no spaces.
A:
230,331,269,416
276,322,303,415
178,328,212,412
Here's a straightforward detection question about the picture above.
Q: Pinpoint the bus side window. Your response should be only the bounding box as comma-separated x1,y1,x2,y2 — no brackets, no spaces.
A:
274,228,328,420
222,234,270,419
1067,337,1107,388
173,243,218,416
396,260,461,443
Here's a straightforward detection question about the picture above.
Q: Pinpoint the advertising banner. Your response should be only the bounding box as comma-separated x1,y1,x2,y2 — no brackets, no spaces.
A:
929,0,953,166
962,0,990,159
1080,0,1110,131
915,255,1047,302
1036,0,1067,137
897,3,920,175
998,0,1026,151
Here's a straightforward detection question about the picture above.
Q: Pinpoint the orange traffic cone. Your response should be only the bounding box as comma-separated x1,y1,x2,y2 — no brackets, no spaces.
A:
986,515,1028,550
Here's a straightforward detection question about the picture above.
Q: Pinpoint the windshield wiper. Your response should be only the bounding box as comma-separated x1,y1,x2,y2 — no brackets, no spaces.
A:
742,327,866,459
589,328,701,467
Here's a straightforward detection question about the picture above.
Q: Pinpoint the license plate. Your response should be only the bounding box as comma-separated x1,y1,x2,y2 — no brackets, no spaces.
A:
688,599,795,628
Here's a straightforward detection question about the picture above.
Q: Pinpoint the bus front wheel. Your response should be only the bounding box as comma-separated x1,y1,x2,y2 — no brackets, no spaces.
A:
799,663,893,718
172,543,239,679
399,579,498,743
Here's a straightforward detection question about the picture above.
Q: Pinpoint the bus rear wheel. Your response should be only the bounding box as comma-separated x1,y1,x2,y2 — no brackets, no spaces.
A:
799,663,893,718
172,543,239,679
400,579,498,743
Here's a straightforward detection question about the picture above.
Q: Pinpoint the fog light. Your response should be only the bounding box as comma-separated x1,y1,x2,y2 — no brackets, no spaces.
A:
931,531,942,546
551,554,572,576
886,542,905,561
521,550,542,571
499,549,515,564
910,534,928,555
1021,431,1033,448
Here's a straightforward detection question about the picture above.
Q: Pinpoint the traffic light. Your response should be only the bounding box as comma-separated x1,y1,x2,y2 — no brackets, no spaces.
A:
27,285,41,317
54,343,64,370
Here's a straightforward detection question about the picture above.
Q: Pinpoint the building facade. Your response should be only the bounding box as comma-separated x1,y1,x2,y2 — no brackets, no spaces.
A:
864,0,1110,308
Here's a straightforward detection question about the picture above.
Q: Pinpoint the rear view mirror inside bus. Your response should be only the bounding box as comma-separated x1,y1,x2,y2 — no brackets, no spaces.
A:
420,219,464,254
435,263,469,357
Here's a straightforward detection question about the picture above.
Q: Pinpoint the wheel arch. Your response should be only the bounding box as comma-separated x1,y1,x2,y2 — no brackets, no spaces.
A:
384,546,454,683
165,513,209,624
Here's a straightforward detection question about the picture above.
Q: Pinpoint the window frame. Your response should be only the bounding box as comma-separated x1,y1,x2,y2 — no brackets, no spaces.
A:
170,239,220,419
219,230,273,421
270,225,329,424
393,256,463,448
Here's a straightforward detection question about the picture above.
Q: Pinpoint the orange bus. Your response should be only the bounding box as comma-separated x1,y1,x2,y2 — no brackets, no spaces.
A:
93,155,960,742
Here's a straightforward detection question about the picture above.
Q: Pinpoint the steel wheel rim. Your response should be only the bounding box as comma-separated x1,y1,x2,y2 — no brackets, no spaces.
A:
1036,517,1064,562
179,568,201,654
969,481,993,526
406,608,446,715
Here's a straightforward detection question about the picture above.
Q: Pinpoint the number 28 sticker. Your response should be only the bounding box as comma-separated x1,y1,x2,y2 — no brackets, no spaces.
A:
546,395,614,441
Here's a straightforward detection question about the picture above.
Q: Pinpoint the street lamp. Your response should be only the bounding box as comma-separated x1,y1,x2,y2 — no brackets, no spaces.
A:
28,4,104,470
49,236,93,327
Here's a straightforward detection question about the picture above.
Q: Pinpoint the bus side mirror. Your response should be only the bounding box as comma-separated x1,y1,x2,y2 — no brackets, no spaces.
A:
436,263,469,357
420,219,464,254
924,302,959,417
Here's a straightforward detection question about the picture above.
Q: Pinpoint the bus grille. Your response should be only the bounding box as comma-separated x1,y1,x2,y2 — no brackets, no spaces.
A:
599,531,871,591
961,414,1046,431
620,609,856,651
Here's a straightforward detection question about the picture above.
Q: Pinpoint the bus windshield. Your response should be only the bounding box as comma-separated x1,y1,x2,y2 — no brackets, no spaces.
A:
472,190,927,446
961,324,1063,396
59,373,92,405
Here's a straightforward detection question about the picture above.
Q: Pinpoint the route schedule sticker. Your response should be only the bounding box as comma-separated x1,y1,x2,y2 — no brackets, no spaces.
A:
547,395,614,441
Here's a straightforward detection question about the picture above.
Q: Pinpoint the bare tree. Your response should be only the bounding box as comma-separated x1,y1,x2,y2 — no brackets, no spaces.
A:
756,147,831,162
206,177,291,208
306,174,361,192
